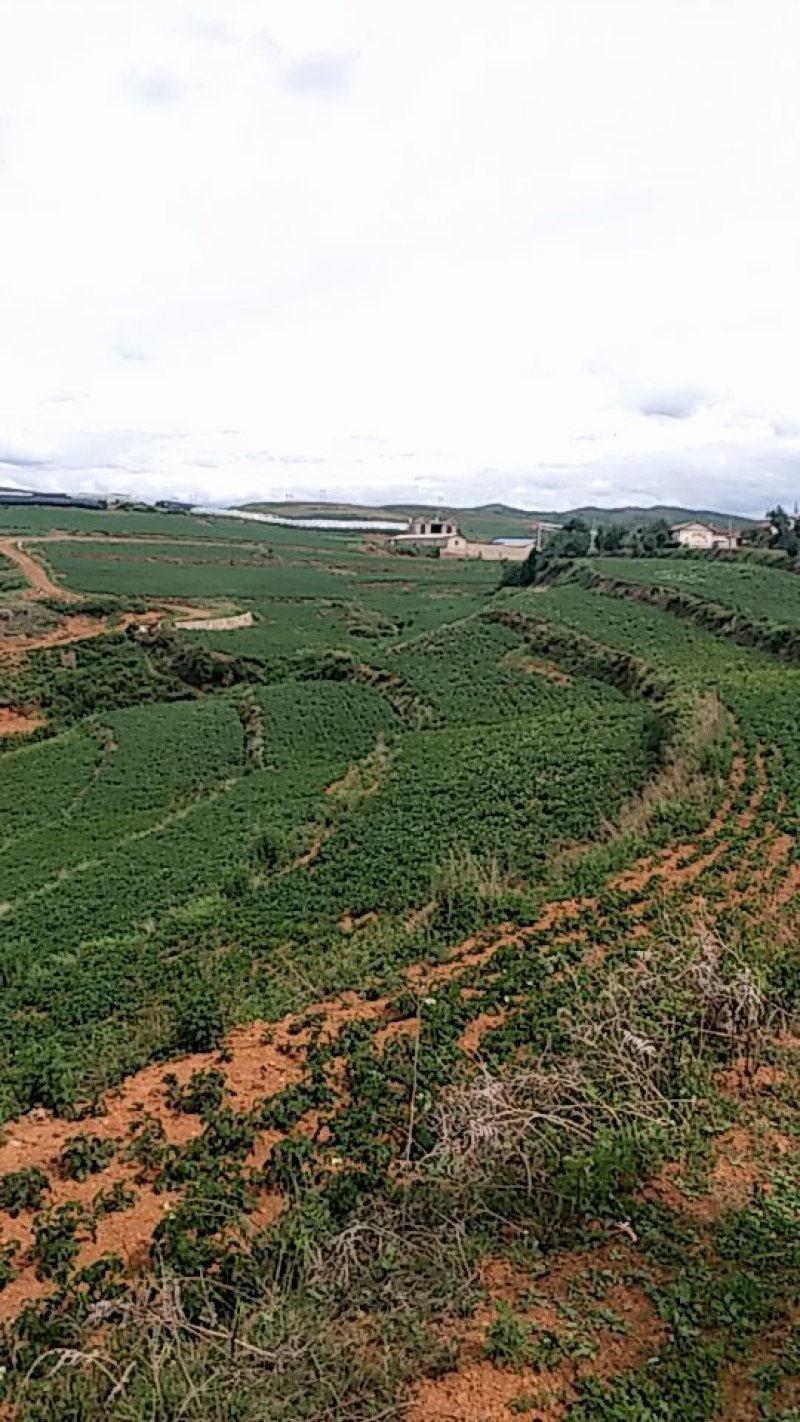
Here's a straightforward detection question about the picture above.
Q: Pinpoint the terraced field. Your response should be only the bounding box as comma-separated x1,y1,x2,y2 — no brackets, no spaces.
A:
0,523,797,1421
594,555,800,625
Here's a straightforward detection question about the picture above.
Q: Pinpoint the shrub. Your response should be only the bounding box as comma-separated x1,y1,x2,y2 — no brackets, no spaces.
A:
483,1303,533,1366
59,1134,116,1182
163,1068,228,1117
0,1166,51,1217
0,1241,20,1291
126,1113,170,1175
93,1181,138,1217
173,983,225,1053
31,1203,93,1282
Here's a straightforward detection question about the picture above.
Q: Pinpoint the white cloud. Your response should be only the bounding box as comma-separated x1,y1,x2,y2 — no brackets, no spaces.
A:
126,68,186,104
279,51,358,98
0,0,799,515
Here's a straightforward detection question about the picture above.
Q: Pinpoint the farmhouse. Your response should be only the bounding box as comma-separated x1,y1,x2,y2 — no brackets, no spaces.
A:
439,533,535,561
391,516,537,560
670,521,741,550
392,516,459,548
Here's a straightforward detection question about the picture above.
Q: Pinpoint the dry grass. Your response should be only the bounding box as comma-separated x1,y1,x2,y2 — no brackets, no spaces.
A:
429,921,777,1181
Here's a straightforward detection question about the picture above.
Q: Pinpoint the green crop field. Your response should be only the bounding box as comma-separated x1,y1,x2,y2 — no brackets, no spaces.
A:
37,534,498,600
0,514,798,1422
594,554,800,624
0,506,333,541
0,553,25,597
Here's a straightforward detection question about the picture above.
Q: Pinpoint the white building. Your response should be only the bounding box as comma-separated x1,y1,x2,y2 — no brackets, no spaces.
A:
392,515,541,560
392,516,459,547
440,534,535,561
670,521,741,551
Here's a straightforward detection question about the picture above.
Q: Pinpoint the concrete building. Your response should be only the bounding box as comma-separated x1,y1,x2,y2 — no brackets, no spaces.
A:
392,516,459,548
391,515,543,560
670,521,741,551
440,533,535,561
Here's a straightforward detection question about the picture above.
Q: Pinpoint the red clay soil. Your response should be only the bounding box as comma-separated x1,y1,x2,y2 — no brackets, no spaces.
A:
716,1058,787,1100
338,908,379,935
459,1009,509,1055
407,1246,666,1422
0,614,106,658
0,611,161,660
407,925,524,988
0,740,787,1325
715,827,799,923
641,1124,794,1225
616,754,754,895
700,752,748,840
0,539,80,601
282,828,332,873
0,1000,384,1323
720,1308,800,1422
765,858,800,911
0,914,577,1324
0,707,45,737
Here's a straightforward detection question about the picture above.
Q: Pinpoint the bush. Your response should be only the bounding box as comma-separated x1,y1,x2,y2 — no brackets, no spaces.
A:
0,1241,19,1291
173,983,225,1054
0,1166,51,1216
31,1203,93,1282
59,1134,116,1182
483,1303,533,1366
164,1068,228,1117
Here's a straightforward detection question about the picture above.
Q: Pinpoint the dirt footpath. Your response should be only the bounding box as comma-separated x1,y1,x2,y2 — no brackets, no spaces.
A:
0,539,79,602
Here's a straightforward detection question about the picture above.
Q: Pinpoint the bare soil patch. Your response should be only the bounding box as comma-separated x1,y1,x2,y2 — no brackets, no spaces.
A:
408,1246,666,1422
0,707,45,737
501,648,574,685
0,610,161,661
0,613,108,659
642,1123,793,1224
0,539,79,601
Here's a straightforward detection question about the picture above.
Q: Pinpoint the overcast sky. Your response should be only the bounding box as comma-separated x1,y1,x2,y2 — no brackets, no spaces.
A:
1,0,799,513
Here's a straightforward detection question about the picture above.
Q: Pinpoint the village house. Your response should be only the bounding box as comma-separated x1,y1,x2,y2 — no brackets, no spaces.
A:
669,521,742,551
391,516,539,561
439,533,535,561
391,516,459,547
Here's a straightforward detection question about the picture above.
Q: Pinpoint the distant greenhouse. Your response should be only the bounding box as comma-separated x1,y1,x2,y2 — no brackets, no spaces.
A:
0,488,108,510
198,506,408,533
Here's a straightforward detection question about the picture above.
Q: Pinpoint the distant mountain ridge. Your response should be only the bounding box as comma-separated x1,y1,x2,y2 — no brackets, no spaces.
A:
241,500,759,537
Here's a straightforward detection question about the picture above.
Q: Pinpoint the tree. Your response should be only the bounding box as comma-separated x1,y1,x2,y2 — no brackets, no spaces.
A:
767,506,799,556
552,519,592,559
596,523,627,553
639,518,674,553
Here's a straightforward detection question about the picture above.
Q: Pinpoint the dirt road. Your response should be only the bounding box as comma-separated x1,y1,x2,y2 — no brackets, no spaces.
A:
0,539,79,602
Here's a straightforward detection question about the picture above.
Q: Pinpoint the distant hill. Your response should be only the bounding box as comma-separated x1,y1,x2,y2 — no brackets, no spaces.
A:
240,500,759,540
550,505,757,531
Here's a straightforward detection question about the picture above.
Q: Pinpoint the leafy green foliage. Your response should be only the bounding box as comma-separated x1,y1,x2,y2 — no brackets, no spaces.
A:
0,1241,19,1291
1,510,799,1420
163,1068,228,1117
0,1167,50,1217
58,1134,116,1182
483,1302,535,1366
30,1203,94,1282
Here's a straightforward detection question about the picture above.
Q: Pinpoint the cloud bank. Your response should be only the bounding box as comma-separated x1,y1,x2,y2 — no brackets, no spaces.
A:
1,0,799,515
